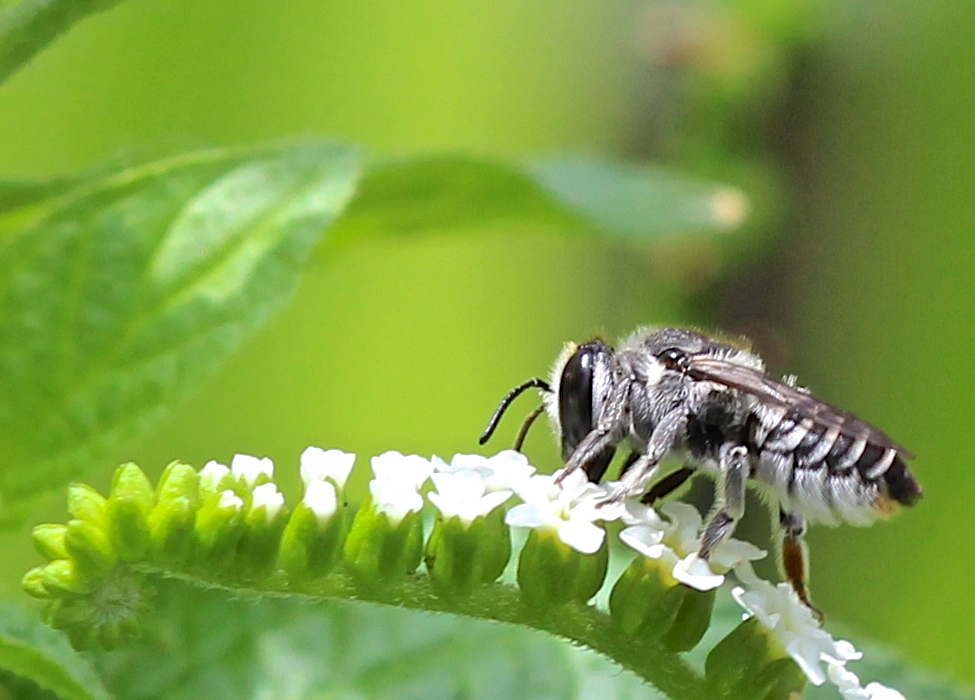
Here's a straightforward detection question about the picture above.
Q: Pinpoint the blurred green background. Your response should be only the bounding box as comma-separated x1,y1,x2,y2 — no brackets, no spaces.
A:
1,0,973,686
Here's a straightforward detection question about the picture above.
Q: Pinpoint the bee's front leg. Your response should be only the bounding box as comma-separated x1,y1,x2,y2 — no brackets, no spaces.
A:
599,407,687,504
779,509,825,623
698,444,749,558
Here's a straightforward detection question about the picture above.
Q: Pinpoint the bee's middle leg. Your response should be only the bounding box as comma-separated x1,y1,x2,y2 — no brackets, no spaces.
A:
698,444,748,558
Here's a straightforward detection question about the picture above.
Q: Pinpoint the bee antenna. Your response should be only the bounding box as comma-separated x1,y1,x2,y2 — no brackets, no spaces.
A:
479,378,552,446
513,403,546,452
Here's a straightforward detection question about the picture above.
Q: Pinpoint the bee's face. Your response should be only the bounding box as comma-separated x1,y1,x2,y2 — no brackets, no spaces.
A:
549,339,616,476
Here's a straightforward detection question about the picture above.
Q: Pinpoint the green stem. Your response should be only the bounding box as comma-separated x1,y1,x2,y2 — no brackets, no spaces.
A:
143,565,709,700
0,0,124,86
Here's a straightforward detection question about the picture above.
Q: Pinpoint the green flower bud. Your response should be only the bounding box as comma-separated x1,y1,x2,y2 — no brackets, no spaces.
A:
44,598,94,630
343,497,424,587
705,617,806,700
278,485,346,579
425,508,511,598
106,463,154,562
236,483,288,578
64,519,116,577
31,524,68,561
37,559,90,597
148,461,199,562
21,566,51,599
516,526,608,608
193,490,246,570
67,483,107,526
66,622,97,651
98,621,122,651
609,556,715,651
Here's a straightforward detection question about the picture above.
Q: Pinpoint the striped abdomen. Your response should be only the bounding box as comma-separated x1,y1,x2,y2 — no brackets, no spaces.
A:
748,406,922,526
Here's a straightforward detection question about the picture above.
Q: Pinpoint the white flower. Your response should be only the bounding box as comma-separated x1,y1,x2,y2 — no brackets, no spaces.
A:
370,451,434,489
300,447,355,489
428,469,512,527
367,452,434,524
619,501,765,591
731,578,861,686
199,460,231,494
217,490,244,511
302,479,339,524
827,660,907,700
251,483,285,522
505,469,622,554
231,454,274,487
433,450,536,493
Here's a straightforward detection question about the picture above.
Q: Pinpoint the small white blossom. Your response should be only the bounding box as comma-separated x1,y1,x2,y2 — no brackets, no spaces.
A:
302,479,339,524
231,454,274,487
370,451,434,489
199,461,231,493
217,490,244,511
732,578,861,686
505,469,622,554
827,661,907,700
367,452,434,524
251,483,285,522
433,450,536,493
300,447,356,489
428,469,512,527
619,501,765,591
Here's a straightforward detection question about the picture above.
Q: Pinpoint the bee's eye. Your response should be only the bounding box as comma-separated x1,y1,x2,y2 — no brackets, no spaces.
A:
660,348,687,371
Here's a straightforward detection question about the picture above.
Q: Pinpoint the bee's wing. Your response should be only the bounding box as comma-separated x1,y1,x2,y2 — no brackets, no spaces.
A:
688,356,913,458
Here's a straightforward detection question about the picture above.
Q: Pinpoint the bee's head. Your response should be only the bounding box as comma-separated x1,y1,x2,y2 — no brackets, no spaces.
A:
548,339,616,473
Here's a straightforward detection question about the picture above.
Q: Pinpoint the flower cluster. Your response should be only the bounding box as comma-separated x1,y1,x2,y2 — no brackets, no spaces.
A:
21,447,907,699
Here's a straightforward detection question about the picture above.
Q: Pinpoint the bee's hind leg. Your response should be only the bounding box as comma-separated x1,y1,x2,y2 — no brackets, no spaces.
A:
698,444,749,558
779,509,825,624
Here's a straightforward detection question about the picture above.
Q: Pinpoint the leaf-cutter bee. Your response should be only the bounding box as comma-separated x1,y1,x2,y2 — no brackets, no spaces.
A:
480,327,922,614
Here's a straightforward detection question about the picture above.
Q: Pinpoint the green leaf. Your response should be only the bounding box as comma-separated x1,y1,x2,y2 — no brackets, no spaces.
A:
91,578,662,700
0,602,109,700
0,144,734,519
0,141,362,513
528,156,748,241
0,0,125,86
329,154,745,246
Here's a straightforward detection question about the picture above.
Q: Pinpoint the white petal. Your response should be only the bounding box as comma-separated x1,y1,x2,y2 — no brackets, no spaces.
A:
369,478,423,523
252,483,285,521
482,450,536,491
786,636,827,686
828,639,864,664
827,661,871,700
558,518,606,554
619,525,665,557
621,499,666,527
475,490,514,517
303,480,338,522
199,461,230,491
371,451,433,489
231,454,274,486
505,503,552,529
430,469,486,503
709,539,768,571
510,473,556,504
300,447,355,488
672,553,725,591
218,490,244,510
660,501,704,531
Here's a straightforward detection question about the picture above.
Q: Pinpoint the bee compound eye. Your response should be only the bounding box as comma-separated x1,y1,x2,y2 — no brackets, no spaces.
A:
660,348,686,370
